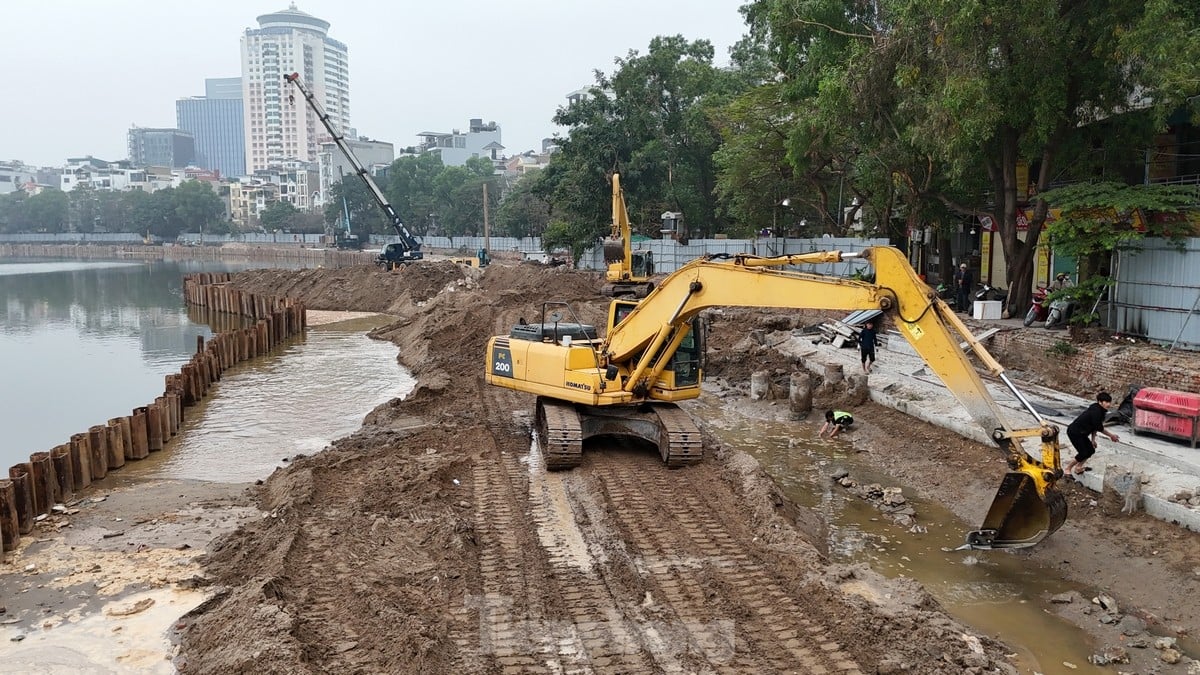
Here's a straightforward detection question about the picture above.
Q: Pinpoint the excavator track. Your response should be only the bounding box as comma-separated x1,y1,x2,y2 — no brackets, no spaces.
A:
536,397,583,470
653,403,703,468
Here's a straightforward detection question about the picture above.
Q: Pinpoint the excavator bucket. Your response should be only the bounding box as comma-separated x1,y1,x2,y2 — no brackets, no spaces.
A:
603,239,625,263
965,472,1067,549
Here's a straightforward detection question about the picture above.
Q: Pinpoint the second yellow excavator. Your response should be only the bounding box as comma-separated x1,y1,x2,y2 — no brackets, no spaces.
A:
485,246,1068,550
601,174,656,298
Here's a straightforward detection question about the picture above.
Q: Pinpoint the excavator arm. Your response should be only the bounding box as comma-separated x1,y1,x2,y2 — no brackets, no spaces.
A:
485,246,1066,549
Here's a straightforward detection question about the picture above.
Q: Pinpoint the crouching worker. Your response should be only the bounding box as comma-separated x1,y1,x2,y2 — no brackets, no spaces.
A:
819,410,854,438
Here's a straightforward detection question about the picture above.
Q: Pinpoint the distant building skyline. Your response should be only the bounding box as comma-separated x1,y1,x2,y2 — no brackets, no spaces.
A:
240,4,349,174
177,77,246,179
127,127,195,169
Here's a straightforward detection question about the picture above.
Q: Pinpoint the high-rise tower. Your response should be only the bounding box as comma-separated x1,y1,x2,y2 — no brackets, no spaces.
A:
240,4,349,174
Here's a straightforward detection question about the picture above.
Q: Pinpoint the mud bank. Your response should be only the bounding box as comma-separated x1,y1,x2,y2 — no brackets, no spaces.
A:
171,261,1199,674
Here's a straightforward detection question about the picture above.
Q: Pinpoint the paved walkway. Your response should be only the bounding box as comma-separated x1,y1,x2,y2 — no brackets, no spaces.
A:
773,319,1200,534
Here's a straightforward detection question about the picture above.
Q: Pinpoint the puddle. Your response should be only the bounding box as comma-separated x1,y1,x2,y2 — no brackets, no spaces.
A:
692,399,1118,675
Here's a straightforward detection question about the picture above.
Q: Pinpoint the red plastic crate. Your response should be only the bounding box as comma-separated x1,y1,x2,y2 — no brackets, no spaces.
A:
1132,394,1200,448
1133,387,1200,417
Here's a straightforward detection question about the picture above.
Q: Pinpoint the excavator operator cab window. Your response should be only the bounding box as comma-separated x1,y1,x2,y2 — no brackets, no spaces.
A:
610,299,638,331
631,250,654,277
671,319,703,387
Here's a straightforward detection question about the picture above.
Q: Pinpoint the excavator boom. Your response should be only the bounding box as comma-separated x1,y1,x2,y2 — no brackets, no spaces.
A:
485,246,1067,549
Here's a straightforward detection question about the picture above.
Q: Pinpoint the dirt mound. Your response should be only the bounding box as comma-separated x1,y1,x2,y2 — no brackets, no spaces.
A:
176,261,1019,673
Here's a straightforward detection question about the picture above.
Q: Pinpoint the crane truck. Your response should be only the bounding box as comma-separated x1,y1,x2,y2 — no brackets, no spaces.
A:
485,246,1068,550
284,72,423,267
601,173,656,298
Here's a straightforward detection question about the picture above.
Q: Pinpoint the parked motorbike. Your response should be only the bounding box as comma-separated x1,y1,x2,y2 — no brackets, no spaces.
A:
1024,287,1050,326
1044,295,1076,329
975,283,1008,303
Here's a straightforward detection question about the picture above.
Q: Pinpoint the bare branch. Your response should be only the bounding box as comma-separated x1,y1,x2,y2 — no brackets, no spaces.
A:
785,18,873,40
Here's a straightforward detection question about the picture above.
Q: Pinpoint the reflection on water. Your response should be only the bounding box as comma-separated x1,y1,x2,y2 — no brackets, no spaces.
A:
692,399,1111,675
0,257,342,469
123,324,414,483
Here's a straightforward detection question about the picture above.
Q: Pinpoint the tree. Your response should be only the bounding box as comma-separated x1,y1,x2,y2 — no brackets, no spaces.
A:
541,35,754,253
25,189,69,233
431,157,500,238
738,0,1200,313
386,153,445,235
173,180,225,235
68,183,100,233
260,200,299,232
540,219,594,266
495,172,553,238
1039,181,1199,323
0,190,29,233
131,188,177,238
326,176,389,236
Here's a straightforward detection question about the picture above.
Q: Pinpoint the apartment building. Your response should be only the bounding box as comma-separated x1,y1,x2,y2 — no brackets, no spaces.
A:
241,5,349,174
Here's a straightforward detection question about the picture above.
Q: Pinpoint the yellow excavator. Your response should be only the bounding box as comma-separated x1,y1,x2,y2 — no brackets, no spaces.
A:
601,174,656,298
485,246,1068,550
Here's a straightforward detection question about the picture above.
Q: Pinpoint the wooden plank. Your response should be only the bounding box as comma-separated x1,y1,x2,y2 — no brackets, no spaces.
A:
958,327,1000,351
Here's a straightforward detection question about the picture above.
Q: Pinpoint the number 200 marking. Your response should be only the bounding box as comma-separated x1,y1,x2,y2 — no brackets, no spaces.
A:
493,361,511,373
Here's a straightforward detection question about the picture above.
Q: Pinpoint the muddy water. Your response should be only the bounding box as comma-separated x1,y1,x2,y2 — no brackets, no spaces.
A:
692,399,1112,675
122,316,415,483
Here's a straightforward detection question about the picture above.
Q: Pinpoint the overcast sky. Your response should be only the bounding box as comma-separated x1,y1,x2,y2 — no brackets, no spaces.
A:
2,1,750,168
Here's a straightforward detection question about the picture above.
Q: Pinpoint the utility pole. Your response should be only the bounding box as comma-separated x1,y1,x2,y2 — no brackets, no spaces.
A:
482,182,490,252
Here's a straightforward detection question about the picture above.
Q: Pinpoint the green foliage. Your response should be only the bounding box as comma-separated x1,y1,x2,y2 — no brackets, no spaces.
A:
172,180,225,235
24,189,69,233
540,219,594,265
734,0,1200,313
495,172,552,238
328,175,389,236
1046,340,1079,357
260,200,299,232
539,35,756,254
1040,182,1199,257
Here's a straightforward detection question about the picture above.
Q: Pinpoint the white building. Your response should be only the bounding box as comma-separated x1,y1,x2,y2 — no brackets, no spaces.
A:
0,161,37,195
241,4,349,174
316,137,393,206
416,119,504,167
58,157,184,193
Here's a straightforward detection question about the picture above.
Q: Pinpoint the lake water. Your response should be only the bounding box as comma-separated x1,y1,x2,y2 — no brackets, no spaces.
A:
0,257,413,477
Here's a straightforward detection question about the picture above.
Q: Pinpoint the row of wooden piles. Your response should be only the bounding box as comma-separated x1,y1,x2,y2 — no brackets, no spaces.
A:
0,272,305,553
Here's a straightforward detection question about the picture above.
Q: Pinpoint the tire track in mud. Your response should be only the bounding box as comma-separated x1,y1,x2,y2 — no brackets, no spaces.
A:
593,454,864,674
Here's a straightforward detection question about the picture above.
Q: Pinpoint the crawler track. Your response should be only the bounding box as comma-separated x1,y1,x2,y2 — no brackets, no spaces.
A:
537,397,584,470
459,380,864,672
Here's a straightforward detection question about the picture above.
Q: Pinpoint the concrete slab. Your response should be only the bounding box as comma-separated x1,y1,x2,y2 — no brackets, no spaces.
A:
779,328,1200,535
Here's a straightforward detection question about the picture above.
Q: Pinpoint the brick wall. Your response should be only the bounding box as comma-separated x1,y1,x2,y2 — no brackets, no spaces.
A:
987,328,1200,397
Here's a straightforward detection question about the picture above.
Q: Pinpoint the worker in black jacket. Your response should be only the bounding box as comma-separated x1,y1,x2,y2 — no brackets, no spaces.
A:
1064,392,1119,476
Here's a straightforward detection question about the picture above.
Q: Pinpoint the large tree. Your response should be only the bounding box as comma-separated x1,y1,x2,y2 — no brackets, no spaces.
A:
495,172,553,239
738,0,1200,312
542,35,755,250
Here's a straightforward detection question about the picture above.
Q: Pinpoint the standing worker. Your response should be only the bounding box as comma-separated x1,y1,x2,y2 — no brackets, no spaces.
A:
1064,392,1119,477
954,262,974,314
858,319,878,374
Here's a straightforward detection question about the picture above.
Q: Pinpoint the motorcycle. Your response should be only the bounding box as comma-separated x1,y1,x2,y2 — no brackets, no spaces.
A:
1024,287,1050,327
1044,295,1075,329
975,283,1008,303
